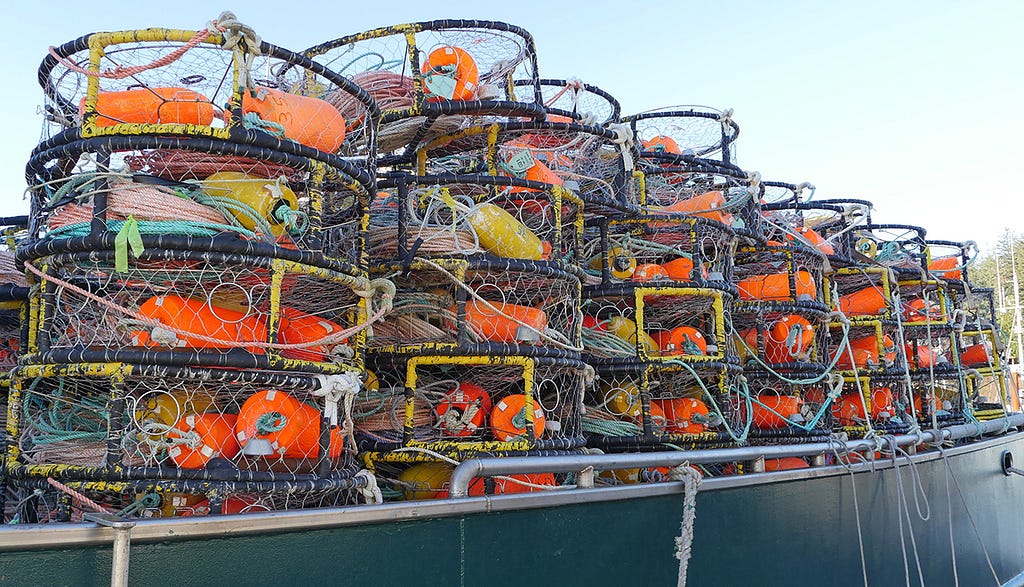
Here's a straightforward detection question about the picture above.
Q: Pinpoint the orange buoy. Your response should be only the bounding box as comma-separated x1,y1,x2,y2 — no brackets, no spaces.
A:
753,395,803,429
277,307,347,362
84,87,215,127
737,271,816,302
468,472,557,495
835,387,895,426
652,191,734,226
133,295,267,353
838,286,887,316
763,315,814,363
167,413,241,469
788,226,835,255
960,342,993,367
643,135,682,154
764,457,810,471
465,300,548,344
435,382,493,437
632,263,669,281
652,397,709,434
928,256,962,280
240,88,347,153
904,343,939,369
421,46,479,102
627,400,667,434
661,256,707,281
236,389,343,459
902,298,944,323
499,142,565,191
651,326,708,357
491,394,546,441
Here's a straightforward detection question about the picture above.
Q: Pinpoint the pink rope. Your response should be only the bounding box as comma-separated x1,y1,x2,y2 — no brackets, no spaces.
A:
24,261,390,351
46,477,116,514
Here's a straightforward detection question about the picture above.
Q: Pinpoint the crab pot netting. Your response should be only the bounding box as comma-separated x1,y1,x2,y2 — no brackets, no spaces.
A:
897,279,951,327
636,160,762,243
303,20,543,159
7,367,360,485
958,328,1003,371
760,198,868,262
824,266,898,323
741,374,834,442
852,224,929,275
356,355,585,456
25,250,369,373
833,375,915,435
902,326,962,375
581,286,732,365
624,107,739,165
368,258,581,358
26,137,368,268
966,368,1013,408
828,320,908,375
912,370,966,424
370,175,583,266
760,181,814,206
950,288,998,329
731,306,831,374
582,215,736,289
513,79,621,125
585,363,738,450
733,245,828,312
413,122,635,214
39,27,379,164
925,239,977,287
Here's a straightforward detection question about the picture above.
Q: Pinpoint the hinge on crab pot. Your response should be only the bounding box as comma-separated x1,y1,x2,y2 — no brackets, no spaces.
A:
512,78,622,126
357,354,586,462
41,19,379,167
4,363,371,520
27,136,371,268
584,361,741,452
828,375,915,437
733,240,829,313
372,173,584,267
581,213,737,290
581,285,733,366
20,247,389,374
367,257,582,358
302,20,545,164
410,117,636,215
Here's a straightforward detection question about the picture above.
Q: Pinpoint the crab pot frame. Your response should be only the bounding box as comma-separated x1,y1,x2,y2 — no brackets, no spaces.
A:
833,375,914,437
635,158,763,243
583,213,737,290
760,197,872,265
742,375,834,443
3,363,362,508
581,285,732,366
27,136,370,268
40,27,379,162
828,319,908,376
513,78,622,125
733,244,829,313
926,239,977,287
368,257,581,359
824,266,898,323
731,305,831,375
585,361,739,452
965,368,1014,417
623,107,739,165
372,173,584,266
357,354,585,461
411,121,635,215
303,20,544,161
22,247,372,374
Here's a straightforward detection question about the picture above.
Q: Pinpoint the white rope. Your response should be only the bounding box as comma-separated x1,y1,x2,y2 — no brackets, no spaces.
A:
669,463,702,587
354,469,384,504
608,122,635,172
314,372,363,450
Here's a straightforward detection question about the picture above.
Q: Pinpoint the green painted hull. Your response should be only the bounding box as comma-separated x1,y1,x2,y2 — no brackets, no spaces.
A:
2,433,1024,586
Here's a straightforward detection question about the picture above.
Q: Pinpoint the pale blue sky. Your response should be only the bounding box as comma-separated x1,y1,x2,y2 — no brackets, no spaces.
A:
2,1,1020,249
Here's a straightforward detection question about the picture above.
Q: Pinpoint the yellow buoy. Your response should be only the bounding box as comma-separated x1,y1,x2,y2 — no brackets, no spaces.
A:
201,171,300,237
606,315,659,355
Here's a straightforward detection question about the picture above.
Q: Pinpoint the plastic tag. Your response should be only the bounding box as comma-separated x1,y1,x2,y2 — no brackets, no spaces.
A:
505,150,536,174
423,73,457,100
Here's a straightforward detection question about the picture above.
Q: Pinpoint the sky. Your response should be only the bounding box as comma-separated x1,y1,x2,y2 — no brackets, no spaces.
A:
2,0,1021,250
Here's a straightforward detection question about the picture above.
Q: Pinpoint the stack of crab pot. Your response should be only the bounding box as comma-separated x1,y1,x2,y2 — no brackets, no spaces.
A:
579,108,756,466
3,16,388,521
302,21,633,498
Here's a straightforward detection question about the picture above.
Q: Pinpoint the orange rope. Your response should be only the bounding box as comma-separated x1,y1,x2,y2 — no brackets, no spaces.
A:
49,24,219,80
46,477,116,514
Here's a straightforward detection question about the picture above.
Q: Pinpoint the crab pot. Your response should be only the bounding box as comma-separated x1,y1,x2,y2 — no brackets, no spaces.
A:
582,214,736,289
581,285,732,365
4,364,362,501
827,319,907,375
733,243,828,312
584,361,738,452
635,159,762,243
742,375,834,443
824,266,898,322
22,248,373,373
926,239,976,287
851,223,929,276
27,136,369,267
902,327,961,375
731,305,830,374
949,287,998,328
413,121,635,214
513,78,621,125
965,368,1013,414
371,173,583,266
303,20,544,160
623,107,739,165
40,27,379,162
760,196,872,264
368,257,581,358
358,354,585,460
911,370,966,425
831,375,913,437
897,278,951,327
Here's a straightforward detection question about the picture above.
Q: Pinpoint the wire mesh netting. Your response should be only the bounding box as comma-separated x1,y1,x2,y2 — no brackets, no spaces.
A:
513,78,621,125
624,107,739,164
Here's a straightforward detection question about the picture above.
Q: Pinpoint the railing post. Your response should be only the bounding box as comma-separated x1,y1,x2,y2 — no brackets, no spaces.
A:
84,512,136,587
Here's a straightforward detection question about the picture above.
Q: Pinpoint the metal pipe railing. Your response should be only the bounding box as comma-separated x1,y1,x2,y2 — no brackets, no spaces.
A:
449,413,1024,497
